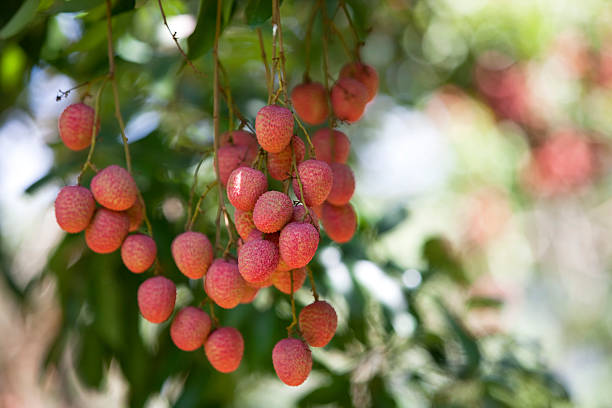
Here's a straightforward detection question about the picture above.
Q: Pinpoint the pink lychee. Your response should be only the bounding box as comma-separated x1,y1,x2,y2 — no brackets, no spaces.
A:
170,306,212,351
205,327,244,373
85,208,130,254
226,167,268,211
293,159,333,206
291,82,329,125
121,234,157,273
255,105,294,153
326,163,355,205
204,258,247,309
90,165,138,211
238,239,279,284
320,202,357,243
137,276,176,323
312,128,350,164
272,267,306,295
252,191,293,233
272,338,312,386
58,103,97,151
279,222,319,269
339,62,379,102
299,300,337,347
171,231,214,279
54,186,96,233
267,136,306,181
331,77,368,123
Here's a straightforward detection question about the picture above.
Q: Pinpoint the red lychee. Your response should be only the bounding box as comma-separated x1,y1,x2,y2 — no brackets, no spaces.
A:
58,103,97,151
245,274,273,288
85,208,130,254
311,204,323,218
234,209,256,241
171,231,213,279
321,202,356,243
291,82,329,125
238,239,279,284
272,338,312,386
339,62,379,102
221,130,258,163
205,327,244,373
54,186,96,233
204,258,247,309
331,77,368,123
226,167,268,211
217,145,251,186
137,276,176,323
255,105,294,153
125,195,144,232
170,306,212,351
90,165,138,211
272,267,306,295
327,163,355,205
312,128,350,164
293,159,333,206
279,222,319,269
121,234,157,273
252,191,293,233
267,136,306,181
299,300,337,347
240,285,259,304
292,204,319,231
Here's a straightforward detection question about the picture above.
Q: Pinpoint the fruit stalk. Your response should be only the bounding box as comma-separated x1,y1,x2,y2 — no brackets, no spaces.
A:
213,0,225,252
77,78,107,185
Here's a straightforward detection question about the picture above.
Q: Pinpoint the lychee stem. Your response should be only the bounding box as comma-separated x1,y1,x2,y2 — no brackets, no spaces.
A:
286,270,298,336
212,0,225,254
273,0,289,105
339,0,363,60
326,20,353,61
188,180,218,230
185,155,208,230
257,27,274,105
307,267,320,302
291,151,310,221
77,78,108,185
302,1,320,83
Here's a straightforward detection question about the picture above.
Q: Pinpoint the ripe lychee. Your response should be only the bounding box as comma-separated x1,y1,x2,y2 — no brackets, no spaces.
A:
234,209,256,241
326,163,355,205
339,62,379,102
204,259,247,309
272,338,312,386
252,191,293,233
255,105,294,153
311,204,323,218
221,130,258,163
58,103,97,151
121,234,157,273
205,327,244,373
90,165,138,211
137,276,176,324
291,82,329,125
240,285,259,304
245,274,273,288
238,239,279,284
312,128,350,164
227,167,268,211
85,208,130,254
331,77,368,123
320,202,357,243
54,186,96,233
272,267,306,295
292,204,319,231
299,300,337,347
170,306,212,351
171,231,213,279
279,222,319,269
293,159,333,206
125,195,144,232
217,145,251,186
267,136,305,181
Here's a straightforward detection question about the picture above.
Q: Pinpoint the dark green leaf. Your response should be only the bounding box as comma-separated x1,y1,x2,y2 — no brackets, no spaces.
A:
76,329,106,388
244,0,273,27
437,300,481,378
0,0,39,40
187,0,235,60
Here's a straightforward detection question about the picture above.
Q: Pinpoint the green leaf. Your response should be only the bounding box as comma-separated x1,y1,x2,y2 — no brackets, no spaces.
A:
437,300,481,378
244,0,273,27
0,0,39,40
51,0,105,13
187,0,235,60
467,296,504,309
422,237,468,284
76,329,106,388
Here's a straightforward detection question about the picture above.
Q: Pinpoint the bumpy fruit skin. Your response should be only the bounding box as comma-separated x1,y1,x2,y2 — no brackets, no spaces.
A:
272,338,312,386
240,285,259,303
205,327,244,373
170,306,212,351
55,186,96,233
253,191,293,233
171,231,213,279
272,267,306,295
238,239,279,284
255,105,294,153
90,165,138,211
125,196,144,232
291,82,329,125
267,136,306,181
279,222,319,268
327,163,355,205
293,159,333,206
121,234,157,273
221,130,258,163
234,209,256,241
312,128,350,164
217,145,251,186
204,259,247,309
299,301,337,347
321,202,357,243
85,208,130,254
58,103,96,151
227,167,268,211
137,276,176,323
331,77,368,123
339,62,379,102
292,204,319,231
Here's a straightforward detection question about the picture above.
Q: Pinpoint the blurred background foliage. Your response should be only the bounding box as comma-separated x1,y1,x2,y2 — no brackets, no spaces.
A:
2,0,612,407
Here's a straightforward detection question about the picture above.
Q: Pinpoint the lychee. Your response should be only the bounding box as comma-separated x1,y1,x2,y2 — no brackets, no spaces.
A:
326,163,355,205
267,136,306,181
217,145,251,186
291,82,329,125
125,195,144,232
170,306,212,351
272,267,306,295
320,202,357,243
204,258,247,309
54,186,96,233
279,222,319,269
240,285,259,304
255,105,294,153
312,128,350,164
272,338,312,386
234,209,256,241
252,191,293,233
121,234,157,273
339,62,379,102
137,276,176,324
221,130,258,163
90,165,138,211
238,239,279,284
171,231,213,279
299,300,337,347
293,159,333,206
292,204,319,231
331,77,368,123
226,167,268,211
85,208,130,254
205,327,244,373
58,103,97,151
245,274,273,288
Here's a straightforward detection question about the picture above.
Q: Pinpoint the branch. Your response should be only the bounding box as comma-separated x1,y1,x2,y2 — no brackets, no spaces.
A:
213,0,224,253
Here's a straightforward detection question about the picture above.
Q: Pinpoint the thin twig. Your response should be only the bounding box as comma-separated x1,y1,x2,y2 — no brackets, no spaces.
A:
77,78,108,185
188,180,218,230
307,267,319,301
327,20,353,60
185,155,208,230
257,27,273,104
56,75,106,102
286,269,298,335
213,0,224,253
340,0,362,59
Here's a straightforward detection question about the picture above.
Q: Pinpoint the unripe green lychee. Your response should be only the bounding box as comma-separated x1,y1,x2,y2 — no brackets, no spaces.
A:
125,195,144,232
137,276,176,323
221,130,258,163
85,208,130,254
272,267,306,295
279,222,319,269
293,159,333,206
312,128,350,164
291,82,329,125
205,327,244,373
240,285,259,304
216,145,250,186
267,136,305,181
171,231,214,279
234,209,256,241
255,105,294,153
339,62,379,102
55,186,96,233
227,167,268,211
327,163,355,206
299,300,337,347
253,191,293,233
204,258,247,309
331,77,368,123
170,306,212,351
90,165,138,211
238,239,279,284
121,234,157,273
58,103,97,151
321,202,357,243
272,338,312,386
